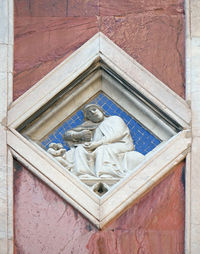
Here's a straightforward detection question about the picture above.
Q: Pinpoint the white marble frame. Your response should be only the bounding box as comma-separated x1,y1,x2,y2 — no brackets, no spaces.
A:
0,0,14,253
185,0,200,253
6,33,192,230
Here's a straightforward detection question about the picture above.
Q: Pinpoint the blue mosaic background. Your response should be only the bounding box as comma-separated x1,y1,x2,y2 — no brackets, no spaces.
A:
41,93,161,155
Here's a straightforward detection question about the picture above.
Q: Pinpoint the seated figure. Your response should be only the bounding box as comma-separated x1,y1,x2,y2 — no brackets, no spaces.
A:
48,104,144,178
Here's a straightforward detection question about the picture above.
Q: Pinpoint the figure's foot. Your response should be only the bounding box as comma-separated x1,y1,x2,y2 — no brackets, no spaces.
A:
97,167,125,178
99,174,118,178
78,174,96,179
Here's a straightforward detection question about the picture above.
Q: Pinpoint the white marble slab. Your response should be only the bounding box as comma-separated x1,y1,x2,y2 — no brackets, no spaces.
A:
185,1,200,253
0,0,13,253
0,1,9,44
0,45,8,73
191,0,200,37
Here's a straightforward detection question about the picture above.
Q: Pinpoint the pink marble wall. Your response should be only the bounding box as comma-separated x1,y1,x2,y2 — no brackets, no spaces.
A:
14,162,184,253
14,0,185,99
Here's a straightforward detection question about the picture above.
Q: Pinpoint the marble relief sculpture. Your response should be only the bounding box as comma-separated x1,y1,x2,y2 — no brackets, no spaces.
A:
47,104,144,192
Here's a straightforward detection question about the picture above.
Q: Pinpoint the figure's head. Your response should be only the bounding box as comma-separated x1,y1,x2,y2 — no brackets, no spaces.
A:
83,104,104,123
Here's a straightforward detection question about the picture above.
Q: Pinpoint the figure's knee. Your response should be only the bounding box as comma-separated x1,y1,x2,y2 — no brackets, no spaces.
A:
76,144,85,151
75,144,87,155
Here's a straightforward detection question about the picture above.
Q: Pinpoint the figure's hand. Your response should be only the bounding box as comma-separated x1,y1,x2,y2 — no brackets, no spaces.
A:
83,141,101,151
60,148,66,155
80,130,92,141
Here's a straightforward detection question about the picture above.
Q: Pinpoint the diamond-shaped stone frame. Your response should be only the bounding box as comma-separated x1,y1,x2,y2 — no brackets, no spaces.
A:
7,33,191,228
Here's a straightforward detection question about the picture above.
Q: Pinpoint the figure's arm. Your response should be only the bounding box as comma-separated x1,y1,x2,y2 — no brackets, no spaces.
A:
100,117,127,144
83,117,132,151
101,132,125,145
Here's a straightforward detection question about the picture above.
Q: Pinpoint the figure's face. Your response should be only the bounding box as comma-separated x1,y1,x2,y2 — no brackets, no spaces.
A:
86,106,104,123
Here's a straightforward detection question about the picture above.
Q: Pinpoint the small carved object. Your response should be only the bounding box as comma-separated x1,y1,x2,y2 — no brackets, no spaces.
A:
47,143,70,169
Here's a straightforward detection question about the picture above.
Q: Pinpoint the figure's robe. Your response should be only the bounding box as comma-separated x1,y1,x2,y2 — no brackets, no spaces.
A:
91,116,134,177
64,116,144,178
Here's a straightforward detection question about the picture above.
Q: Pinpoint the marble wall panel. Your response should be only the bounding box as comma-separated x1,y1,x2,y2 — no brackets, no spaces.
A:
14,0,185,99
99,0,184,16
14,162,184,254
68,0,99,17
14,0,67,17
